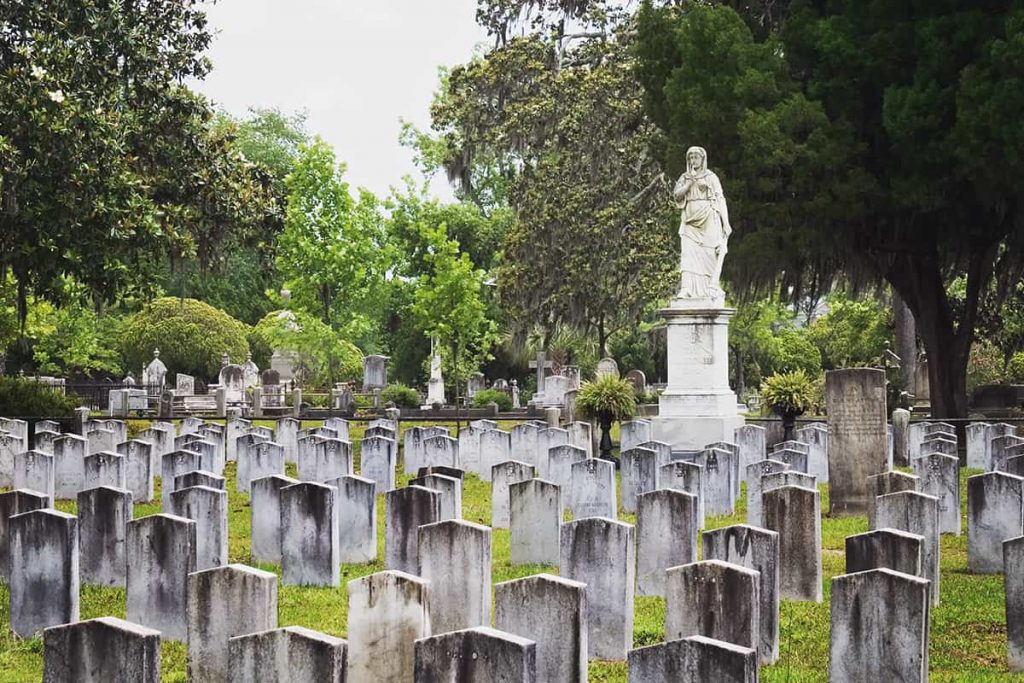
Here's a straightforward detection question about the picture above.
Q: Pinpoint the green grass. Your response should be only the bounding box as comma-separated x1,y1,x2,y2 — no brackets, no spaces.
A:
0,422,1019,681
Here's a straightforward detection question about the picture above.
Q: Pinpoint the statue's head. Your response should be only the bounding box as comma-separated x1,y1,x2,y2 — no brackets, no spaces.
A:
686,146,707,172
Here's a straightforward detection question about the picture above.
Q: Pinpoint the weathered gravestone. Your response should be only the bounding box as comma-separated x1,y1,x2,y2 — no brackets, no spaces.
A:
546,444,587,494
418,519,492,633
420,434,459,471
745,459,789,528
620,419,652,454
866,470,919,530
665,560,760,658
536,427,569,479
280,482,339,587
659,460,704,529
993,434,1024,472
510,423,540,468
274,417,300,465
173,470,225,493
845,528,924,577
359,435,396,493
0,489,49,581
796,424,829,484
829,568,930,683
126,514,195,641
1005,535,1024,672
478,429,511,482
636,488,697,597
703,524,781,664
42,617,161,683
9,509,78,637
968,471,1024,573
876,490,941,605
384,485,441,573
297,438,352,484
409,473,462,520
346,570,430,682
560,517,635,660
117,439,154,502
568,421,594,458
637,440,673,469
326,474,377,564
249,475,299,565
764,485,822,602
78,486,132,587
510,478,562,566
53,435,87,500
826,368,888,515
570,457,617,519
414,627,536,682
734,424,766,471
913,452,961,534
491,460,535,529
82,451,126,491
695,447,734,516
228,626,346,683
762,471,817,496
892,408,912,467
495,573,587,683
187,564,278,683
402,426,448,474
621,447,659,514
14,449,55,505
171,485,227,571
627,635,758,683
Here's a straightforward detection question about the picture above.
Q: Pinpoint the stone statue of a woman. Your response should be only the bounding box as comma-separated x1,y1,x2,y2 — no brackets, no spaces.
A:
673,146,732,303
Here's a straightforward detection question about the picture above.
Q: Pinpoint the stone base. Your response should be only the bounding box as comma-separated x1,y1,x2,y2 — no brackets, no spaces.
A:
651,413,744,452
653,302,742,451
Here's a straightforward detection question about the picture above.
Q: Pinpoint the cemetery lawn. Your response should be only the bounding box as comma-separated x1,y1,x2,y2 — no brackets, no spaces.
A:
0,421,1015,682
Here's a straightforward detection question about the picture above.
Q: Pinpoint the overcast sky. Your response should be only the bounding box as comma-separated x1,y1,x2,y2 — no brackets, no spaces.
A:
195,0,490,200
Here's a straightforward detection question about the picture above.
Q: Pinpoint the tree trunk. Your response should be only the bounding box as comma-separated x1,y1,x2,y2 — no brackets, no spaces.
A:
886,245,994,420
733,345,746,397
892,290,917,397
597,316,607,359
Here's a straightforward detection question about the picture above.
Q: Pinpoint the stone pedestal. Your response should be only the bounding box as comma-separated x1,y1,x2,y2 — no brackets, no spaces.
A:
653,303,742,450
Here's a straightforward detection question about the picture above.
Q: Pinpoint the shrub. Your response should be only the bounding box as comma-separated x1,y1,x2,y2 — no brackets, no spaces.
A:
0,377,80,417
967,340,1006,392
250,310,362,387
577,375,637,423
380,383,421,409
472,388,512,411
1009,352,1024,384
121,298,250,380
761,369,816,416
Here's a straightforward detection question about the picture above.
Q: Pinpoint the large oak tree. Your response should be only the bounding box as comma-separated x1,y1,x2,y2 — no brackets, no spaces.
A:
636,1,1024,418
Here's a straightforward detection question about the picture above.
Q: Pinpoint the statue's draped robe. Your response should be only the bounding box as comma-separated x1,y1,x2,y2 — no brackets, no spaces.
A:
675,170,731,299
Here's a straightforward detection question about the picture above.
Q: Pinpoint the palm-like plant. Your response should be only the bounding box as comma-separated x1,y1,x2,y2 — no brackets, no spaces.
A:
761,369,816,441
578,374,637,463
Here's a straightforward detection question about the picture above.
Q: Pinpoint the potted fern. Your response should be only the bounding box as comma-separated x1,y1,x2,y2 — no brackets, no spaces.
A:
761,369,816,441
578,374,637,465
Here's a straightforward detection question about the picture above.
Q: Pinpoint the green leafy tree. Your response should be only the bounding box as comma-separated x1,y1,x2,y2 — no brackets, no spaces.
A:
217,108,309,186
635,2,1024,418
0,1,274,322
430,15,677,356
29,297,124,378
730,298,821,394
250,310,362,387
278,139,386,340
807,293,892,370
121,298,250,380
411,221,499,420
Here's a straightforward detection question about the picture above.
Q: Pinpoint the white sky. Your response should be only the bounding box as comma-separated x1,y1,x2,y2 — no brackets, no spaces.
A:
195,0,490,200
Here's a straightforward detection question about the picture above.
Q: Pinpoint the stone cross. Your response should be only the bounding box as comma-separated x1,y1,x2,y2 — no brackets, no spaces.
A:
528,351,556,389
